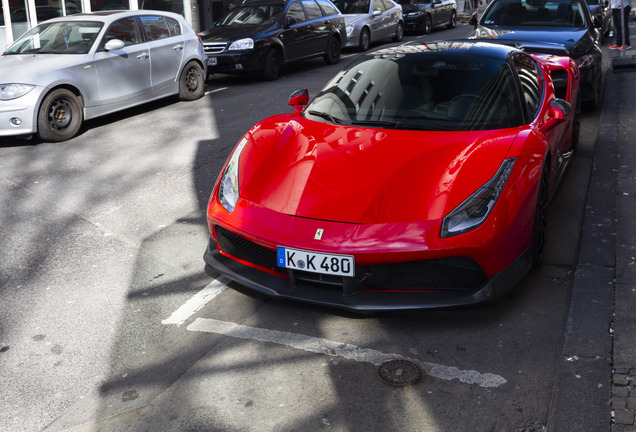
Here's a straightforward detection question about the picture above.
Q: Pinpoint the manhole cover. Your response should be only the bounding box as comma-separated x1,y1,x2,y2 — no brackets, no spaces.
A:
378,359,422,386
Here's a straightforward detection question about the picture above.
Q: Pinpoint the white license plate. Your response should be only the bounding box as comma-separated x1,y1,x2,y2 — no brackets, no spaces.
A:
207,57,217,66
277,246,355,277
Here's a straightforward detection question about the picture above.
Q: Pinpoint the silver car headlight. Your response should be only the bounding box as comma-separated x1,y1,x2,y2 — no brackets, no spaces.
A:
441,158,516,238
228,38,254,51
0,84,35,101
218,137,248,213
346,24,354,34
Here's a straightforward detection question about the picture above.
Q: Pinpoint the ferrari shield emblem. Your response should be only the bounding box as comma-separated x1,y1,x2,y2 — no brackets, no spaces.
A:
314,229,324,240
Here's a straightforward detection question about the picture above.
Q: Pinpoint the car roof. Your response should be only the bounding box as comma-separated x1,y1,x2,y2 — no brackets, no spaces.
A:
41,9,187,25
367,40,520,61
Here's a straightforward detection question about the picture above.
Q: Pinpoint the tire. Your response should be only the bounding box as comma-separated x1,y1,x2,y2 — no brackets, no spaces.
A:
261,49,281,81
447,10,457,29
359,28,370,51
421,14,432,35
179,61,205,101
393,22,404,42
531,162,550,268
37,88,83,142
323,36,341,65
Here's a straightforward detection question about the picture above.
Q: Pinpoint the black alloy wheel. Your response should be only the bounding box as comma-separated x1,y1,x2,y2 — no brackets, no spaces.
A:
324,36,341,65
261,49,281,81
393,22,404,42
421,14,432,35
179,61,205,101
359,28,370,51
531,162,550,268
448,10,457,28
37,88,83,142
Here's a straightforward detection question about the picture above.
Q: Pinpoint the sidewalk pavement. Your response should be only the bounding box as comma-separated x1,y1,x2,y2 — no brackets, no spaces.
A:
547,20,636,431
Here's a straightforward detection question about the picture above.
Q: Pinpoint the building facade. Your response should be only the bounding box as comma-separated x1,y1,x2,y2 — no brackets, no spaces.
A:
1,0,230,48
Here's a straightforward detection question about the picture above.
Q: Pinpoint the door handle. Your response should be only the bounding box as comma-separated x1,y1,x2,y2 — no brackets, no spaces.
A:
173,44,184,51
137,52,149,59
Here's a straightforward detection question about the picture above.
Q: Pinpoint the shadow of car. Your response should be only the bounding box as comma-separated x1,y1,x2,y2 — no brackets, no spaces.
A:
199,0,347,81
397,0,456,34
467,0,603,109
332,0,404,51
0,10,207,142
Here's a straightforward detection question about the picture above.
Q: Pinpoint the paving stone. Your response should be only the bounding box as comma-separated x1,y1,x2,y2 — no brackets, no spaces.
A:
614,409,635,425
615,398,629,409
615,374,633,386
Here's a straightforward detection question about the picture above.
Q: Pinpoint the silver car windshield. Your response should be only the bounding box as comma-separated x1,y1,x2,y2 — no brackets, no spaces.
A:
4,21,103,55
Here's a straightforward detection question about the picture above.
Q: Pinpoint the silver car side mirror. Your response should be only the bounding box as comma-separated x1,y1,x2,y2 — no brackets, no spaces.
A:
104,39,125,51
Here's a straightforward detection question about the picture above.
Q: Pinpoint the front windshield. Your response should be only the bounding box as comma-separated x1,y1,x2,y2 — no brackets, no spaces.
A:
4,21,103,55
305,47,525,131
332,0,371,14
216,4,285,26
482,0,588,27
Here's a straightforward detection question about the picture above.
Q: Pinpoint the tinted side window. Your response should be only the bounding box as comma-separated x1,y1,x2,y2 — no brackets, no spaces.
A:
286,1,307,23
104,17,141,46
317,0,339,15
166,17,182,36
140,15,171,41
302,0,324,19
513,52,543,119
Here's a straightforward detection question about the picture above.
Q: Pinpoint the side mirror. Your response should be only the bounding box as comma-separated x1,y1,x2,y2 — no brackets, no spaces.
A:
469,12,479,27
548,98,571,121
284,16,297,28
592,15,602,28
104,39,125,51
288,88,309,113
373,10,382,16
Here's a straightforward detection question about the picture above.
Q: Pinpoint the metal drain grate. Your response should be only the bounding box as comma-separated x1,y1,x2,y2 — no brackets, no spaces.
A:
378,359,422,386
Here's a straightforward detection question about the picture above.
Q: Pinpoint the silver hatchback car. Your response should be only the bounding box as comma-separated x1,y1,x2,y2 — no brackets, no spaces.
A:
0,10,207,142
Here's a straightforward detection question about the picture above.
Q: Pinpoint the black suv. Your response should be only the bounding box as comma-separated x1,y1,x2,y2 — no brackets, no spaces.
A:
199,0,347,80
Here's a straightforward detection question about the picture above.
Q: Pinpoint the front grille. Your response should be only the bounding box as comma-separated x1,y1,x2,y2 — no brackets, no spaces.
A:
216,225,278,271
203,42,228,55
215,225,488,293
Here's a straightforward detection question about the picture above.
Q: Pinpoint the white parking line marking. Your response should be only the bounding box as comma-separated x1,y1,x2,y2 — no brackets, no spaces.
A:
187,317,508,388
205,87,228,96
161,276,230,326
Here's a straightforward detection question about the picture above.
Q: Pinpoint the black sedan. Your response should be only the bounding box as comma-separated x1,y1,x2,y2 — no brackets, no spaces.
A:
467,0,602,109
587,0,613,43
398,0,457,34
199,0,346,81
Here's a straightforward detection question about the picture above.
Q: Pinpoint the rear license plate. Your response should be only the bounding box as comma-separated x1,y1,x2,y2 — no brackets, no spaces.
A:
207,57,217,66
277,246,354,277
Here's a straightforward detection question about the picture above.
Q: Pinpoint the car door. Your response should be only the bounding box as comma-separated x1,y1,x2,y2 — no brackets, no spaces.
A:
93,16,152,108
139,15,185,93
370,0,388,40
281,0,313,60
301,0,330,56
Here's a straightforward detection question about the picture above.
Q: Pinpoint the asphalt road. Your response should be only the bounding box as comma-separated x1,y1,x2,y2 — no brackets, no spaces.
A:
0,23,606,431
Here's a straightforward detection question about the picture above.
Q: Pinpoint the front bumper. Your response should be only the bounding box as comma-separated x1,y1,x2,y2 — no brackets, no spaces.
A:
205,49,264,75
0,88,42,137
203,232,533,312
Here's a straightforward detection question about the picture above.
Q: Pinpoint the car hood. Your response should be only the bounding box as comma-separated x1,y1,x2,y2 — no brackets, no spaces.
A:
0,53,88,83
343,14,367,25
468,26,595,57
237,114,519,224
400,3,428,13
199,24,272,42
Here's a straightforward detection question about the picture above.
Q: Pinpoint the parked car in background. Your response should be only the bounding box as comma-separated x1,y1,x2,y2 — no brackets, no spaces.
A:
199,0,347,81
398,0,456,34
586,0,612,43
0,10,207,142
203,41,580,311
332,0,403,51
468,0,602,109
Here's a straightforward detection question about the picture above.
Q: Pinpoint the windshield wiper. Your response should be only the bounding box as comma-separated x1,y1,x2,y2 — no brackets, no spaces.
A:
350,119,401,128
306,110,348,125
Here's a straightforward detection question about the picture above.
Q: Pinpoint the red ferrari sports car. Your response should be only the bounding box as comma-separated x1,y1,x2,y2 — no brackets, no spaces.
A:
204,41,580,311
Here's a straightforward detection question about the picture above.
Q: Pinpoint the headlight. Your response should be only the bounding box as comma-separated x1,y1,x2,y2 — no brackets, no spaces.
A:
0,84,35,101
346,25,354,34
228,38,254,51
218,137,248,213
441,158,516,238
408,11,423,17
575,54,594,69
